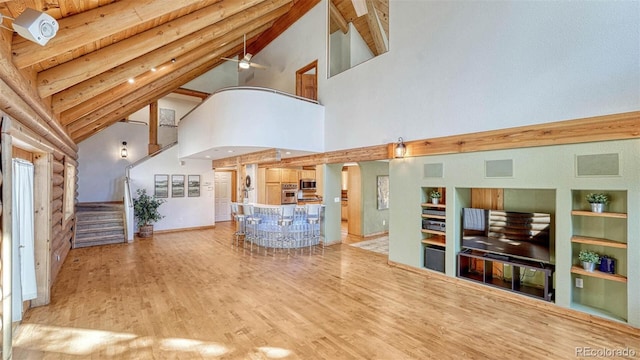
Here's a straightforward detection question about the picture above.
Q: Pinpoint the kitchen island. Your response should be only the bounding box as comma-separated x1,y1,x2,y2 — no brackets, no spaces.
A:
239,203,325,252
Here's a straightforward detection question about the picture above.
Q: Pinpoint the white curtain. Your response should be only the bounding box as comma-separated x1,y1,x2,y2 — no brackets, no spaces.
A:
12,159,37,322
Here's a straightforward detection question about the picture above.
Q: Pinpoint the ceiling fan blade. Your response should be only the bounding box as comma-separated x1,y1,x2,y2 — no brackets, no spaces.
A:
243,53,253,62
221,57,240,62
249,62,267,70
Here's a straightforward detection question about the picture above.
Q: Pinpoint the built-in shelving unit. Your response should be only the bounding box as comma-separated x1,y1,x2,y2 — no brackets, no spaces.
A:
421,187,446,272
570,189,628,323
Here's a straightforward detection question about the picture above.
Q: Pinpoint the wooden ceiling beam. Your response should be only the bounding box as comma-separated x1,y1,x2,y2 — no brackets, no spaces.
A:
68,24,275,141
247,0,320,55
330,1,349,34
54,1,291,118
365,0,386,55
72,53,240,143
12,0,222,70
213,149,281,168
38,0,270,98
66,35,249,136
172,88,210,100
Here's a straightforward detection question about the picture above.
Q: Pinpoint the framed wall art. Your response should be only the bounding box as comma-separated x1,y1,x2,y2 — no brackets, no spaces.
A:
188,175,200,197
377,175,389,210
172,174,185,197
154,174,169,198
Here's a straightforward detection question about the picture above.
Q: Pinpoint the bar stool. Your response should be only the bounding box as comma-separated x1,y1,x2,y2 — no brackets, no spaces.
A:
244,204,261,253
233,203,246,247
278,204,296,254
305,204,322,253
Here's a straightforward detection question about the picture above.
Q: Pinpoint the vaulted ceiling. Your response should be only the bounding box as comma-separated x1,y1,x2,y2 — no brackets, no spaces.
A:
0,0,384,144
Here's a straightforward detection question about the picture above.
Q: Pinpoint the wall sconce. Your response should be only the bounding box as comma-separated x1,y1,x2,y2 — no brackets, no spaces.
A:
120,141,128,158
394,137,406,158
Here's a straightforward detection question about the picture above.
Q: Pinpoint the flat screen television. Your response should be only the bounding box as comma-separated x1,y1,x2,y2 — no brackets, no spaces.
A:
461,208,552,264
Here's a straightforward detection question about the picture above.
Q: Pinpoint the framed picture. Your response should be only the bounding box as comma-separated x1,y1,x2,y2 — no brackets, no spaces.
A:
154,174,169,198
172,174,185,197
159,108,176,127
377,175,389,210
188,175,200,197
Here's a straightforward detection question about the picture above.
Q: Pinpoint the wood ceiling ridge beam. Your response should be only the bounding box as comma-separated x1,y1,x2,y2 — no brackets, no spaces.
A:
54,0,291,117
72,56,236,143
38,0,271,98
68,39,251,139
248,0,320,55
12,0,223,70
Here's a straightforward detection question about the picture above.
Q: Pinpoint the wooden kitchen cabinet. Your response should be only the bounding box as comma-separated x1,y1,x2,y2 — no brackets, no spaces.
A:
265,183,281,205
299,170,316,180
265,168,281,183
281,169,298,183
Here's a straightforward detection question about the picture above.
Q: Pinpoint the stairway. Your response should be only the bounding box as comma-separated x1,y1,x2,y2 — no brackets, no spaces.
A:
74,203,126,248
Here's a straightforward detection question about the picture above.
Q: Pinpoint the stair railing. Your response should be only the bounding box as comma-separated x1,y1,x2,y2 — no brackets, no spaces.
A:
123,176,134,241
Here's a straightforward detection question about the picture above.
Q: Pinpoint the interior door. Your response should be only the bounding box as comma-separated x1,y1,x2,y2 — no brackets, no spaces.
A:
214,172,232,222
296,60,318,101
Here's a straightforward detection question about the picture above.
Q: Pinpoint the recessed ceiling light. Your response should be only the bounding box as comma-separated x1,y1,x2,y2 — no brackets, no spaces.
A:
151,67,157,72
128,78,134,84
205,155,211,158
227,150,234,153
285,151,291,155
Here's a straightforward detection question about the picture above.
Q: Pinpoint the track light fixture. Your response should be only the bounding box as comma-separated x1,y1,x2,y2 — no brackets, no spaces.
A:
0,8,58,46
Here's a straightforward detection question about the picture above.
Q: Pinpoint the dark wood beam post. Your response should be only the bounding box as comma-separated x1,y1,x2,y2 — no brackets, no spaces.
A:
148,101,161,154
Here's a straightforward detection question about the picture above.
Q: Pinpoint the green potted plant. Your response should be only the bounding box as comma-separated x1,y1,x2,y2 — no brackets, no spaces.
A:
133,189,165,238
429,190,442,205
586,193,609,213
578,249,600,272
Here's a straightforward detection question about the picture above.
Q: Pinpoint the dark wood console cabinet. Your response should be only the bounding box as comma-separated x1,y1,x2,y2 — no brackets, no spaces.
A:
458,250,554,302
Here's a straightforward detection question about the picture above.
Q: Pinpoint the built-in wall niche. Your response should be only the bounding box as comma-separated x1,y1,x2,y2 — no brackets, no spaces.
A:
328,0,389,77
456,188,557,294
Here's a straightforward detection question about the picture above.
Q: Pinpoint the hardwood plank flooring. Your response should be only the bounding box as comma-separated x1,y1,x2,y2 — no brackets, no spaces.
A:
13,222,639,359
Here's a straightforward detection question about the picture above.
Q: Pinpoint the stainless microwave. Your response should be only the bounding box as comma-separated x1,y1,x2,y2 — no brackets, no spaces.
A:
300,179,316,190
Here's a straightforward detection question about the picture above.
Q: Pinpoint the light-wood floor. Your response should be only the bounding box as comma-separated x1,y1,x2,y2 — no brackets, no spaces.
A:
13,222,639,359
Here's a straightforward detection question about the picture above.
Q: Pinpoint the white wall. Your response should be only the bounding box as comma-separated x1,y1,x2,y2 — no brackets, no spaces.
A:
324,0,639,149
77,122,149,202
182,60,239,93
239,2,327,94
129,146,215,231
246,1,639,151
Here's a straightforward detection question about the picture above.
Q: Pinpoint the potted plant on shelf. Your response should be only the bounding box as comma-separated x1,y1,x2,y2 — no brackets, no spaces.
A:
578,249,600,272
586,193,609,213
429,190,442,205
133,189,165,238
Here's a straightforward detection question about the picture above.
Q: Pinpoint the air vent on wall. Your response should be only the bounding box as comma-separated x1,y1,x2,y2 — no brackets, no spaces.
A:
576,153,619,176
485,159,513,178
424,163,444,178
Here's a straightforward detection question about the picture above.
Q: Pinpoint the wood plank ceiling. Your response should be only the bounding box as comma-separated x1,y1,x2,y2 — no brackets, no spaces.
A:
0,0,320,143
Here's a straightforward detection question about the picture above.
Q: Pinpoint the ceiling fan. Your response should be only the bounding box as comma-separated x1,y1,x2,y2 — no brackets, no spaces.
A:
221,34,267,71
